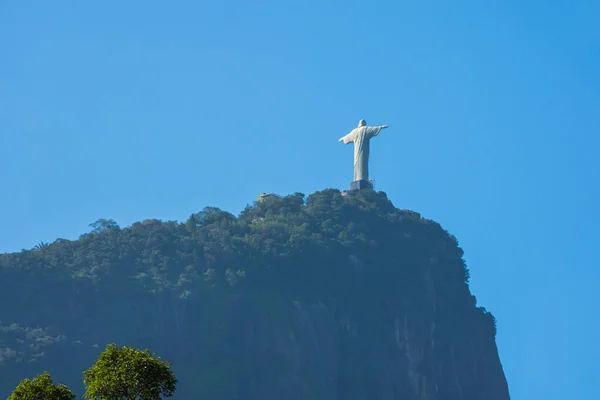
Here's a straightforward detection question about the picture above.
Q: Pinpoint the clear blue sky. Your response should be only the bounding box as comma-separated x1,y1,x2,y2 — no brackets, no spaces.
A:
1,1,599,398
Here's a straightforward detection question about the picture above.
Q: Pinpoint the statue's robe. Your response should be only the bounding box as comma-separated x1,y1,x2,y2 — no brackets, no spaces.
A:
339,125,384,181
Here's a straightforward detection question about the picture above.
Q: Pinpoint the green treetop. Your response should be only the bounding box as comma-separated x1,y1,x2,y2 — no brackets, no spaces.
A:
7,372,75,400
83,343,177,400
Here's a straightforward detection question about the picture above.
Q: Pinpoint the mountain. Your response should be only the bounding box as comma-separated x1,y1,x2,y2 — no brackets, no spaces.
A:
0,189,510,399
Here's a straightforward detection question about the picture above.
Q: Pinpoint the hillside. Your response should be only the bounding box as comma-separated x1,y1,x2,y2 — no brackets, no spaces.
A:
0,189,510,399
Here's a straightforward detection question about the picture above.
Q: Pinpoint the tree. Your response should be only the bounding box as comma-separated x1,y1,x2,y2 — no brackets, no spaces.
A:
8,372,75,400
89,219,120,234
83,344,177,400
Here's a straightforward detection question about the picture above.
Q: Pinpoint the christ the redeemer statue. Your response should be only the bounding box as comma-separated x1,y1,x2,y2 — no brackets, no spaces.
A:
339,119,389,189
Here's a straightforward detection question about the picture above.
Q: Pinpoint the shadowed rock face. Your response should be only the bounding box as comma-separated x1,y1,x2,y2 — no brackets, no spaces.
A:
0,190,510,399
225,276,508,400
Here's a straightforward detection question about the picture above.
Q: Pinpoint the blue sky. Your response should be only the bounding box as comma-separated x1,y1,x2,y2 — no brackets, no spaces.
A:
1,1,599,398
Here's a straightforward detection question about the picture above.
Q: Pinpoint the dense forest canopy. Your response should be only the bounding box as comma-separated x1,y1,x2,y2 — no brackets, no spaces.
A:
0,189,498,399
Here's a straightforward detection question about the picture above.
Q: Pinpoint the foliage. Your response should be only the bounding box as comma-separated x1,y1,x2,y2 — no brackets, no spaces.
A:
7,372,75,400
0,323,65,365
82,344,176,400
89,219,121,235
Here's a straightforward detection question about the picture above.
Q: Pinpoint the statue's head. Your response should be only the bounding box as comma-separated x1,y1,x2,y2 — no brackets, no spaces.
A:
358,119,366,127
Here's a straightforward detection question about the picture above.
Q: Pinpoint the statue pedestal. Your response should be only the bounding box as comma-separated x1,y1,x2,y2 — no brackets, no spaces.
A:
350,180,373,191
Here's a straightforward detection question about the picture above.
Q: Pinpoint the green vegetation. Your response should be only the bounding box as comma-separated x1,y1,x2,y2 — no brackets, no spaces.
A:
8,345,175,400
83,344,176,400
7,372,75,400
0,189,496,398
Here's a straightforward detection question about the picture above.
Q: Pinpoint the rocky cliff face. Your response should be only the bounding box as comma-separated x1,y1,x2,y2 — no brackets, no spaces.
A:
0,190,510,399
222,274,509,400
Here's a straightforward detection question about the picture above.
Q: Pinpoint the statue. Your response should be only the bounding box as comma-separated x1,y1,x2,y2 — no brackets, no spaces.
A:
339,119,389,188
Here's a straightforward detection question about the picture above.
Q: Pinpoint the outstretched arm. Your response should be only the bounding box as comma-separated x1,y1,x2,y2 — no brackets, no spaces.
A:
339,132,355,144
366,124,389,138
